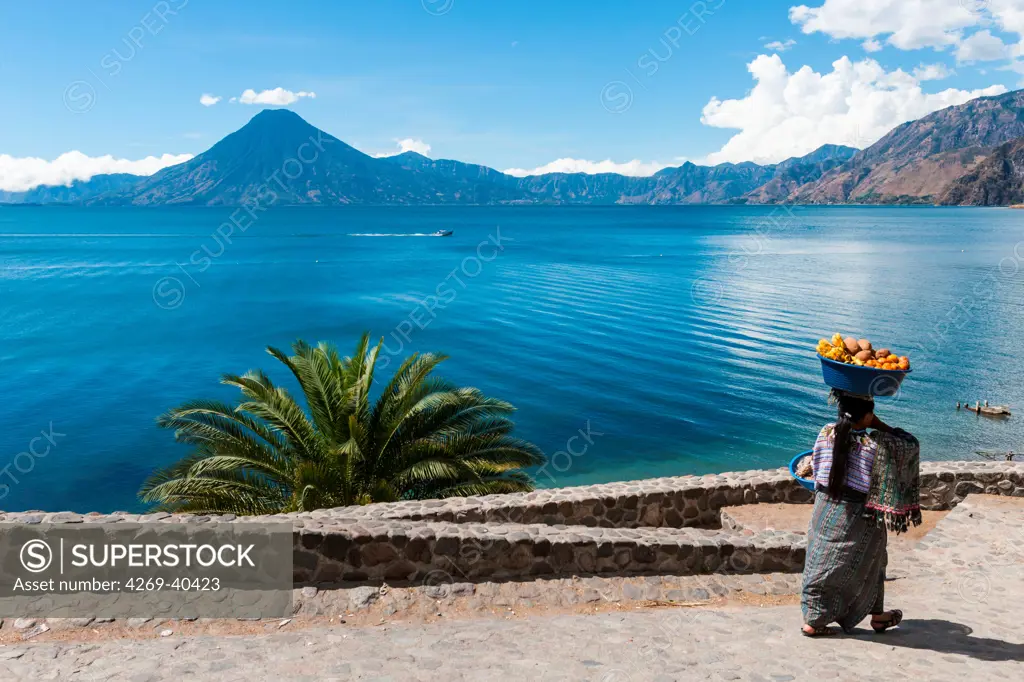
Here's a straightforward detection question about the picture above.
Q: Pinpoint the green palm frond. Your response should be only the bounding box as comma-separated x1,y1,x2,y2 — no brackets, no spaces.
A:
141,332,546,514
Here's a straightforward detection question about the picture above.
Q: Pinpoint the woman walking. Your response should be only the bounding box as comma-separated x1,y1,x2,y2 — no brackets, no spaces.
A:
801,390,922,637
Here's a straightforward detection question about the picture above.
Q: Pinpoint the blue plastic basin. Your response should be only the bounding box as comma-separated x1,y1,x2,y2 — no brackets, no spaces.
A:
789,450,815,491
819,355,910,396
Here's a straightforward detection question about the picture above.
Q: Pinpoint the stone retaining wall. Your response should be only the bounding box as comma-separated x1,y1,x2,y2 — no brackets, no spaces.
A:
1,461,1020,585
292,521,807,584
917,461,1024,509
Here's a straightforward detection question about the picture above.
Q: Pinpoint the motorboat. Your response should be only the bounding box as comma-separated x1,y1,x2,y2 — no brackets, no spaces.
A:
966,403,1012,417
432,229,453,237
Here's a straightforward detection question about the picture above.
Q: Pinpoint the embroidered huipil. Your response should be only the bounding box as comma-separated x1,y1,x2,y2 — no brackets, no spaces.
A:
811,423,877,493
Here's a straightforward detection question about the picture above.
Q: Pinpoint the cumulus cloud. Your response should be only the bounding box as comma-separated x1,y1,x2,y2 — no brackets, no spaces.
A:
701,54,1007,165
789,0,978,51
235,88,317,105
913,62,955,80
199,93,221,107
765,39,797,52
0,152,193,193
999,58,1024,84
373,138,433,158
956,29,1011,62
790,0,1024,64
502,158,673,177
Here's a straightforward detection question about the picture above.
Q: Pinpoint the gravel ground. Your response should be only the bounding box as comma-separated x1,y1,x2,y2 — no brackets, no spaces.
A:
1,496,1020,681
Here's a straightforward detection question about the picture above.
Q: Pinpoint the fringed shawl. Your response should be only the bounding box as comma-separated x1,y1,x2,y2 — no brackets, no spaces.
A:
866,428,922,534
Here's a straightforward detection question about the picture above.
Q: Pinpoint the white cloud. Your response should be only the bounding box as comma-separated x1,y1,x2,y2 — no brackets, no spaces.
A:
0,152,193,193
199,93,221,107
913,62,954,80
765,38,797,51
502,158,672,177
990,0,1024,35
372,138,433,158
789,1,978,51
790,0,1024,63
1000,58,1024,84
701,54,1007,165
956,29,1011,62
235,88,317,106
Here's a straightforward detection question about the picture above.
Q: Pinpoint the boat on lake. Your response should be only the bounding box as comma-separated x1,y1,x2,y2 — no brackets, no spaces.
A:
966,404,1012,417
976,449,1020,461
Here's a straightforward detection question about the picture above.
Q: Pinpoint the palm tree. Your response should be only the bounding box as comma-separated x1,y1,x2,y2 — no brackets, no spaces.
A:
140,334,544,514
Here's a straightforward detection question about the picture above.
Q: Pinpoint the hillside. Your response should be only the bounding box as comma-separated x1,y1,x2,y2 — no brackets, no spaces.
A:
91,110,530,206
790,90,1024,204
0,173,140,204
385,147,853,205
9,90,1024,206
742,145,857,204
939,138,1024,206
74,109,854,206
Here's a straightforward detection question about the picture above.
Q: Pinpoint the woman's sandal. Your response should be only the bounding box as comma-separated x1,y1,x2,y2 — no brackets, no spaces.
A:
871,609,903,633
801,625,839,637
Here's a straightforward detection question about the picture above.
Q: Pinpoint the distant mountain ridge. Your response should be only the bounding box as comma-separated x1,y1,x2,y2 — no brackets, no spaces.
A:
1,110,855,206
5,90,1024,206
789,90,1024,205
0,174,141,205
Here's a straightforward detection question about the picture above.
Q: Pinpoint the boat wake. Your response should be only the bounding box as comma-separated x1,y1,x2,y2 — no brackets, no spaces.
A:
348,230,452,237
347,233,439,237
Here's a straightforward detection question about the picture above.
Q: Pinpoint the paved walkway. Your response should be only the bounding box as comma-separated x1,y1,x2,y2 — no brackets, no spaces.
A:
1,496,1021,681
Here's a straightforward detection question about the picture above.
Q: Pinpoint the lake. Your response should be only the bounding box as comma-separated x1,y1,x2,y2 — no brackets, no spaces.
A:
1,205,1022,513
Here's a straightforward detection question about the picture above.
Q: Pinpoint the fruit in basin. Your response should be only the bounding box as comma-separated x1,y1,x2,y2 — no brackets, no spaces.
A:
816,334,910,370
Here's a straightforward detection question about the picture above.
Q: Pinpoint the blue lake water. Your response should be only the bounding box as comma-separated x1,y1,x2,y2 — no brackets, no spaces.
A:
1,205,1023,513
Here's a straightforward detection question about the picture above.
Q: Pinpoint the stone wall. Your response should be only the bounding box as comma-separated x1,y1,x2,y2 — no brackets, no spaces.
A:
918,460,1024,509
292,521,807,584
1,461,1021,585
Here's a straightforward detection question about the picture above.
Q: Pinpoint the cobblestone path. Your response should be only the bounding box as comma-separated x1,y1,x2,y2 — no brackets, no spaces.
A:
1,496,1021,681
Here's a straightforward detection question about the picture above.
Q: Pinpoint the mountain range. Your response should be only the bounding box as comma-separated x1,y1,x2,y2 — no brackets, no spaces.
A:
5,89,1024,207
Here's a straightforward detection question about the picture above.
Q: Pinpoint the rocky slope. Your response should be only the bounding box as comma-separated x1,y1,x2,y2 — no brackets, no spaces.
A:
939,138,1024,206
741,145,857,203
789,90,1024,204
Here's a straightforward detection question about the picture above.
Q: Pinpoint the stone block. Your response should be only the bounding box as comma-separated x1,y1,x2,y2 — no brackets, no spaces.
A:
433,536,459,557
384,561,417,581
299,530,324,551
633,545,657,564
318,534,351,561
404,537,431,563
955,481,985,497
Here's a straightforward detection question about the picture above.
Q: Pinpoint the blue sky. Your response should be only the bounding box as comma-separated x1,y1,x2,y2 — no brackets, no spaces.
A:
1,1,1022,188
